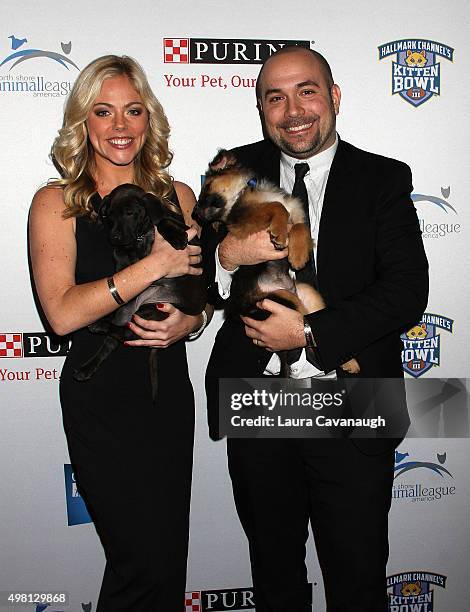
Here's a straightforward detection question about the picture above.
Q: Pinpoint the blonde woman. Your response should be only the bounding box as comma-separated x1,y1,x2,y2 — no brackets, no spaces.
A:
29,55,209,611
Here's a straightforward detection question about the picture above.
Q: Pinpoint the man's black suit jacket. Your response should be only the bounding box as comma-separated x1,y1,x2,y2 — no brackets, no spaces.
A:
202,137,429,451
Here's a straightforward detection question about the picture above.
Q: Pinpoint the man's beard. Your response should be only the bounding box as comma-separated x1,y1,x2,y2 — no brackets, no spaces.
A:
278,131,323,158
274,104,336,159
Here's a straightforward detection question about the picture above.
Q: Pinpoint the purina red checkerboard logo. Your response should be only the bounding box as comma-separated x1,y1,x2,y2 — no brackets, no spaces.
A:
185,584,312,610
163,38,310,64
0,332,70,358
185,591,201,612
0,333,23,358
164,38,189,63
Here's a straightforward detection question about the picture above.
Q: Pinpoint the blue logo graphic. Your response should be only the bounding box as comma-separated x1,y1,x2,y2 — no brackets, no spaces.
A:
64,464,93,526
411,186,456,214
387,571,446,610
1,35,78,71
394,450,453,479
36,605,92,612
412,186,461,239
393,450,457,503
401,313,453,377
378,39,453,107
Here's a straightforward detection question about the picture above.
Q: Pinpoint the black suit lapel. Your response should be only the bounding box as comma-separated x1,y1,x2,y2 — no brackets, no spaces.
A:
257,140,281,185
316,139,355,288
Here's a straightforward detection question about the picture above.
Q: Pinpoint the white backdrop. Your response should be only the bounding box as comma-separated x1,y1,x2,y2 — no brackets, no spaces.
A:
0,1,469,610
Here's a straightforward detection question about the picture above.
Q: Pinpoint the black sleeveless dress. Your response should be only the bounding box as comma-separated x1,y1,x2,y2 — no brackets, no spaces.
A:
59,195,194,611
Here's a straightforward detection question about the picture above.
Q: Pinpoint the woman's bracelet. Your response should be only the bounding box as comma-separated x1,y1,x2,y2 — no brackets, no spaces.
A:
107,276,126,306
188,309,208,340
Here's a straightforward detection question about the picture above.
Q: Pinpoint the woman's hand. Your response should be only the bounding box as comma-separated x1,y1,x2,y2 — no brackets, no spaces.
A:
125,304,204,348
148,226,202,279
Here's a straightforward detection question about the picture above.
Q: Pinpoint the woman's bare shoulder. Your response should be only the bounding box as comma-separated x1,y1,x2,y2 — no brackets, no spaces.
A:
173,181,197,224
173,180,195,200
31,185,67,214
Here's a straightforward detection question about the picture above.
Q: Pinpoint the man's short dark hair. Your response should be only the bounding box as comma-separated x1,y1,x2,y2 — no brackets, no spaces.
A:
256,46,334,103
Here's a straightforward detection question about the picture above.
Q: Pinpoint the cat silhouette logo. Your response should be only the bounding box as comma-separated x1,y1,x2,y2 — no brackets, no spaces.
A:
401,313,453,377
1,34,78,71
394,450,453,479
378,39,453,107
387,571,446,610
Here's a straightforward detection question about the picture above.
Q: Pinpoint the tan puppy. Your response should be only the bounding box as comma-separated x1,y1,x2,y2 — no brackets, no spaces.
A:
194,150,359,374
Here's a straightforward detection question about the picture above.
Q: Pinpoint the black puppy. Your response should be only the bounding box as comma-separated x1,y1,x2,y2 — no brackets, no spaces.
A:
74,184,206,390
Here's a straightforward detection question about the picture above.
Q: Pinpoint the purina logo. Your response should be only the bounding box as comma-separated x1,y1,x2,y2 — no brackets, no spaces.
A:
163,38,310,64
186,584,312,610
0,34,78,96
378,39,453,107
64,464,93,526
387,571,446,610
401,313,453,377
185,588,255,611
412,186,461,239
0,332,70,358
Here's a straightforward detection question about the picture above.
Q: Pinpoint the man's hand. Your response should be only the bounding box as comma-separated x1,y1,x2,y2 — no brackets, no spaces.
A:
219,230,288,271
241,299,306,351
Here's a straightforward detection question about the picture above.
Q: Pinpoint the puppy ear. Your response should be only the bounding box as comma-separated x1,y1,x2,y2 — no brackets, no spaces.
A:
209,149,239,171
98,194,110,221
142,193,166,226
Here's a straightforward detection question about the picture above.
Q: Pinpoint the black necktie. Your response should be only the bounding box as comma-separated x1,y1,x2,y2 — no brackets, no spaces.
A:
291,163,318,289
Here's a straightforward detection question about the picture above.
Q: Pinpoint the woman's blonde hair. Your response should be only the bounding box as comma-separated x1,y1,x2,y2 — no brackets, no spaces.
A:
50,55,175,218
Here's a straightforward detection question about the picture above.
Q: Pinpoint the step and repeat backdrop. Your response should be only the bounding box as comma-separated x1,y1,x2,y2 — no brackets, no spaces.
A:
1,0,469,610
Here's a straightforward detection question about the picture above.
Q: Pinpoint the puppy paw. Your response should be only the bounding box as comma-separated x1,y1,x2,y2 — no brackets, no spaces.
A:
88,321,110,334
288,248,309,270
287,223,312,270
169,232,189,250
269,230,287,250
73,368,92,382
340,358,361,374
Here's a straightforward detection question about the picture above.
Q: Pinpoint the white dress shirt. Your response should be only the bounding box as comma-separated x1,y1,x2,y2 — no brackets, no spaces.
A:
215,134,339,378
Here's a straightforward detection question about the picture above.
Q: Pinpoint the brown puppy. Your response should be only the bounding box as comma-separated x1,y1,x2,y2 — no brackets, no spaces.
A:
194,150,359,375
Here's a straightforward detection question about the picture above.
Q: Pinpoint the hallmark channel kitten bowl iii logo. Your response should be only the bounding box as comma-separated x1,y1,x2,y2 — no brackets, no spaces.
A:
0,34,79,96
401,313,453,377
378,39,453,107
387,571,446,610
